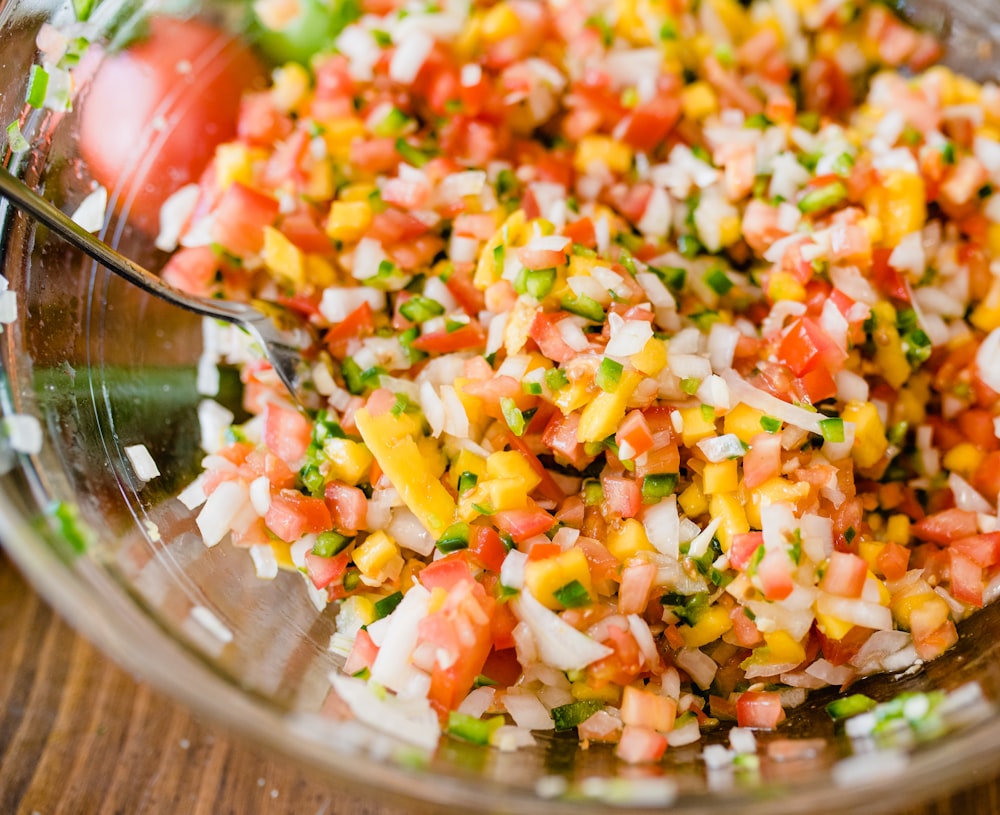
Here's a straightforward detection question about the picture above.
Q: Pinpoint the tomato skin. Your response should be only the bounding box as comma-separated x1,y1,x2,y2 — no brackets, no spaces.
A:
79,16,266,232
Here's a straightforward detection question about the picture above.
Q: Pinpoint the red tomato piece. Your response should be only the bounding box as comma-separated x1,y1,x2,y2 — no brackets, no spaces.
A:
620,93,682,153
210,182,280,257
343,627,379,675
160,245,219,296
325,301,375,357
469,526,508,573
618,562,657,615
736,691,787,729
419,551,478,591
757,550,795,601
799,363,838,405
871,248,911,301
493,505,555,543
777,316,846,377
542,411,592,470
742,433,782,489
615,725,668,764
912,508,980,544
78,16,266,232
950,532,1000,568
602,475,641,519
529,312,580,364
950,550,984,607
410,323,486,353
972,451,1000,502
820,551,869,598
324,481,368,534
616,411,654,459
266,490,333,543
264,401,312,464
730,532,764,571
876,541,911,581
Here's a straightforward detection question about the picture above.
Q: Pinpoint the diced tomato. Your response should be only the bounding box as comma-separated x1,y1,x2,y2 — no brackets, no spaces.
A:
325,301,375,357
418,550,478,591
563,216,597,249
542,411,592,470
469,525,508,574
526,541,561,561
529,311,580,364
950,532,1000,568
264,400,312,464
618,562,656,615
230,516,272,548
949,550,984,607
518,245,568,270
411,323,486,353
343,627,378,676
586,624,644,688
602,475,641,520
777,316,847,377
820,551,868,598
799,363,838,405
304,548,351,591
266,489,333,543
742,433,782,489
757,550,795,601
420,580,496,712
280,210,334,255
619,91,682,153
729,604,763,648
493,505,555,543
736,691,786,729
876,541,911,581
615,411,654,460
970,451,1000,503
240,448,297,490
210,181,280,257
324,481,368,534
615,725,668,764
160,246,219,295
912,508,979,544
871,248,910,301
730,532,764,571
957,409,1000,453
634,444,680,480
444,264,486,316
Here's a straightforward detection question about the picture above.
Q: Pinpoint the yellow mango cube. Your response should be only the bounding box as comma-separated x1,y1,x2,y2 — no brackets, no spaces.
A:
632,337,667,376
815,611,854,641
703,460,738,495
486,450,541,491
679,605,733,648
866,170,926,248
574,135,633,175
766,270,807,302
524,547,594,609
480,2,520,41
576,371,643,443
323,437,374,486
679,480,709,518
606,518,655,561
761,630,806,664
263,226,305,289
724,404,769,444
269,539,296,571
326,200,373,243
678,406,717,447
710,492,749,552
841,400,889,469
858,539,884,572
449,448,488,491
482,477,530,511
943,441,985,478
321,117,366,160
681,81,718,120
474,209,527,288
353,530,402,581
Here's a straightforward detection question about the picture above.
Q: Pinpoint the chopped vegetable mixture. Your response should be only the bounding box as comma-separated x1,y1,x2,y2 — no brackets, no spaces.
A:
144,0,1000,760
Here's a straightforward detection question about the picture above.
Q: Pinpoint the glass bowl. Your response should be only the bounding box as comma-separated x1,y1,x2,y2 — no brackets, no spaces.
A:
2,1,1000,812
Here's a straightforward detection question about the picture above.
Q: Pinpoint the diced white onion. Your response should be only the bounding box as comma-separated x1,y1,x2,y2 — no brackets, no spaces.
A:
319,286,386,323
457,686,496,719
370,584,431,694
511,590,613,671
606,314,653,357
643,494,680,559
502,691,554,730
976,328,1000,394
124,443,160,481
330,674,440,750
557,318,590,351
696,433,744,463
815,593,892,630
249,543,279,579
707,322,740,372
389,29,434,84
70,185,107,233
949,472,994,513
675,647,717,689
249,475,271,515
388,507,436,557
155,183,200,252
196,480,250,547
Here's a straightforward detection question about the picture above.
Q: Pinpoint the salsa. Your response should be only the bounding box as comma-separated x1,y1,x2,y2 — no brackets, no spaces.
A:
78,0,1000,759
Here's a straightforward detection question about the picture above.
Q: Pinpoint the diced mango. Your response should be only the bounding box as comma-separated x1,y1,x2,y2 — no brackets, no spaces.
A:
214,141,265,190
305,158,335,201
353,530,402,581
486,450,541,491
943,441,986,478
766,270,807,302
892,588,949,631
761,630,806,664
679,479,709,518
553,378,594,414
270,61,311,113
679,605,733,648
482,477,530,511
449,448,488,491
480,2,520,41
339,182,378,202
262,226,305,289
681,81,718,120
305,255,338,287
858,539,884,572
399,558,424,593
841,400,889,470
269,539,296,571
815,611,854,641
632,337,667,376
710,492,749,553
323,437,374,486
577,371,643,443
574,135,633,175
870,301,910,390
971,275,1000,331
866,170,926,248
606,518,655,561
326,200,373,243
355,408,457,538
474,209,527,288
524,547,594,609
745,477,811,528
321,117,366,160
724,404,768,444
703,460,739,495
678,406,717,447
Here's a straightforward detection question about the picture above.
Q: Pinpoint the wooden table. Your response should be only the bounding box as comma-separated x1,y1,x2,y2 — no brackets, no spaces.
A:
1,552,999,815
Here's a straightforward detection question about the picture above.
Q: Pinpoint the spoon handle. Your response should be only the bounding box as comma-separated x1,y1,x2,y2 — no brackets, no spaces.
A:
0,166,248,324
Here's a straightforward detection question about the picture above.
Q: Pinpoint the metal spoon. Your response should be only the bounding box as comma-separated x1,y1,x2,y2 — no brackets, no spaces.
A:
0,166,320,409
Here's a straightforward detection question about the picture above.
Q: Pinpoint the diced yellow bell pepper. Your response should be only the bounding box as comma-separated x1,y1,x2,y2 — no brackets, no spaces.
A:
574,135,633,175
354,408,456,538
703,460,739,495
326,200,373,243
524,547,594,609
577,371,643,443
323,437,374,486
678,406,717,447
679,479,709,518
710,492,749,553
262,226,305,289
943,442,984,479
841,400,889,470
353,530,402,581
724,404,769,444
606,518,655,561
679,605,733,648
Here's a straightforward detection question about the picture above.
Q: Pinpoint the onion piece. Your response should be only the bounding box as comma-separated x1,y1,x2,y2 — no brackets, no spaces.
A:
330,674,440,750
511,591,613,671
976,328,1000,394
502,690,554,730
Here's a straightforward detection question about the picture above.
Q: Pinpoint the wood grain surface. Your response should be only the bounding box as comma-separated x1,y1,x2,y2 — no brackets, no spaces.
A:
1,552,999,815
